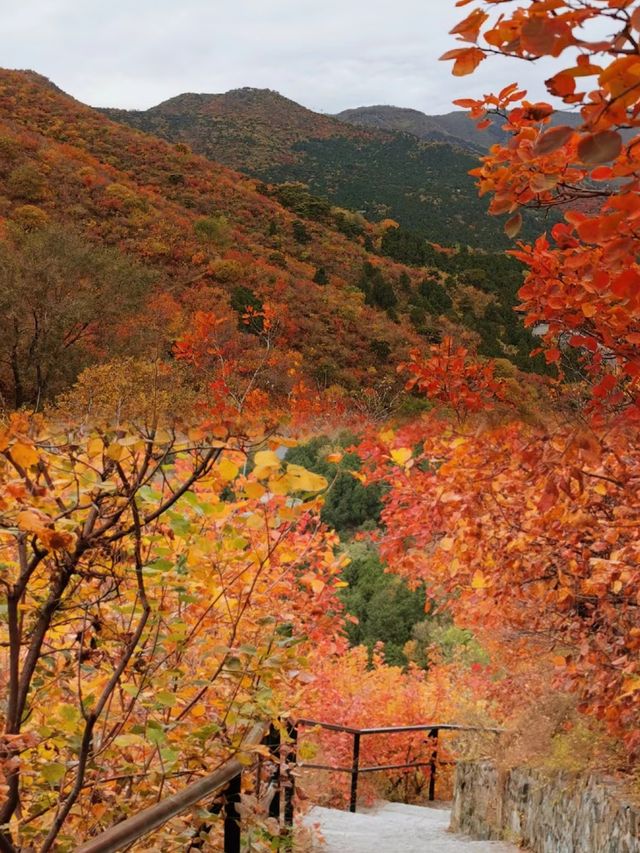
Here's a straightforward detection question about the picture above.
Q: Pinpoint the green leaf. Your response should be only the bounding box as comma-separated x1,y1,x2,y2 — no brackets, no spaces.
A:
155,690,177,708
41,762,66,785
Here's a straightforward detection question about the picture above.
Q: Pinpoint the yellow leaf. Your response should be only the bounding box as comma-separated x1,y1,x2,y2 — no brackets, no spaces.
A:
440,537,454,552
254,449,280,468
86,437,104,458
269,476,290,495
471,570,488,589
326,452,343,464
310,578,325,595
105,443,123,461
390,447,412,466
253,449,281,479
11,442,39,468
285,464,327,493
245,513,265,530
620,676,640,698
218,458,239,483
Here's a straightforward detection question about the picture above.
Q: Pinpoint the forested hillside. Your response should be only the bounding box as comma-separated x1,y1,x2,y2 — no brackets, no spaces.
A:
0,70,415,406
336,105,585,152
4,0,640,844
101,86,547,248
0,69,541,409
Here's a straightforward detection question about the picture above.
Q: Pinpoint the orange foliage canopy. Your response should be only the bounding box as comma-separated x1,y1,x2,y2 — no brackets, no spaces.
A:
361,323,640,752
444,0,640,413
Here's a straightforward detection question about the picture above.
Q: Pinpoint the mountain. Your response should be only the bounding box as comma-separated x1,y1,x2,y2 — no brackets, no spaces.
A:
103,87,373,173
0,69,543,410
335,105,485,151
335,105,590,152
100,87,544,249
0,71,420,402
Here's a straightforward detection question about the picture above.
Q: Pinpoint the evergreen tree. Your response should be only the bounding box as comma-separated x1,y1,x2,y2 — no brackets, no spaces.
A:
230,285,264,335
292,219,311,244
313,266,329,285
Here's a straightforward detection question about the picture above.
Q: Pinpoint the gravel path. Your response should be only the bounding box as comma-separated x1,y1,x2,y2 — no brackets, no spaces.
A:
305,801,518,853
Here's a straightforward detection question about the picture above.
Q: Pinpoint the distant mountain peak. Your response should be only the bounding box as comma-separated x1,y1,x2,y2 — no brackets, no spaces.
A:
335,104,485,152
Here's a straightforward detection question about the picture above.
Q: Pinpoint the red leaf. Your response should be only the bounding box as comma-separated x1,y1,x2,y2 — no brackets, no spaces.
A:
591,166,613,181
592,374,617,398
521,17,566,55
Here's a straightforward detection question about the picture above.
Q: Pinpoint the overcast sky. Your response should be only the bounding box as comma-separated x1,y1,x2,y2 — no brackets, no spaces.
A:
4,0,564,114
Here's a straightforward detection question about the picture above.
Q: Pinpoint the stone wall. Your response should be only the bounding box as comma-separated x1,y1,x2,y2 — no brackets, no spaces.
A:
450,760,640,853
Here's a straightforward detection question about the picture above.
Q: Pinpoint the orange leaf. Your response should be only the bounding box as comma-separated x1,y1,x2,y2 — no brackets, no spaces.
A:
441,47,486,76
533,125,574,155
449,8,488,43
546,72,576,97
577,131,622,165
453,98,480,109
505,212,523,238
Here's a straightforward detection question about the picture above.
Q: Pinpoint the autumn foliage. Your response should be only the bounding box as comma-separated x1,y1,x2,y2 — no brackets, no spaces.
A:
352,0,640,761
6,0,640,846
445,0,640,411
0,402,348,849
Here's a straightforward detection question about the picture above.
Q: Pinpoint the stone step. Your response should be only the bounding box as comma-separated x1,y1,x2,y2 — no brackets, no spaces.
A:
304,802,519,852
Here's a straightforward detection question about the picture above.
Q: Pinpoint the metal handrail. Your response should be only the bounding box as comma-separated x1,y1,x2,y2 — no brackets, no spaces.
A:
71,718,500,851
74,723,266,853
296,718,502,735
294,718,502,812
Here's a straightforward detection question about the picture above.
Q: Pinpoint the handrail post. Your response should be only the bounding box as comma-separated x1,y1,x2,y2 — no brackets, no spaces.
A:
428,727,439,802
266,723,281,820
223,772,242,853
284,721,298,828
349,732,361,813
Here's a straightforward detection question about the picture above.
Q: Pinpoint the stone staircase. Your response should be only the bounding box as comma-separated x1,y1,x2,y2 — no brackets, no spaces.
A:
305,801,519,852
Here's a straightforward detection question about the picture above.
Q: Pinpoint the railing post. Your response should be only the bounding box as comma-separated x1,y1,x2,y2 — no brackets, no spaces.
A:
349,732,361,813
266,723,281,820
223,772,242,853
284,721,298,828
428,727,439,802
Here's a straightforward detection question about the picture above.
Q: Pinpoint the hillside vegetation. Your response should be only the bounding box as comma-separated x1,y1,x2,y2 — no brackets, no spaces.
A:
0,70,541,409
101,86,547,248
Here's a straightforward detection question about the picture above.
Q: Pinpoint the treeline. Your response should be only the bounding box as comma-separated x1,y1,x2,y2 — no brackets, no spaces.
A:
381,227,548,371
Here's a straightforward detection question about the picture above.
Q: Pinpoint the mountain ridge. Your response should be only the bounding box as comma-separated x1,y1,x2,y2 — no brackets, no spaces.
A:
100,86,542,249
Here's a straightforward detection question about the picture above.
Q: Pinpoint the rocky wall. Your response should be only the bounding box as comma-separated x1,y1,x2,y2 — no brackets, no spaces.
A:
450,760,640,853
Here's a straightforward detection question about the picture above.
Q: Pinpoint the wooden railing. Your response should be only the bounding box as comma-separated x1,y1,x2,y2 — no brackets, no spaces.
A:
72,719,500,852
